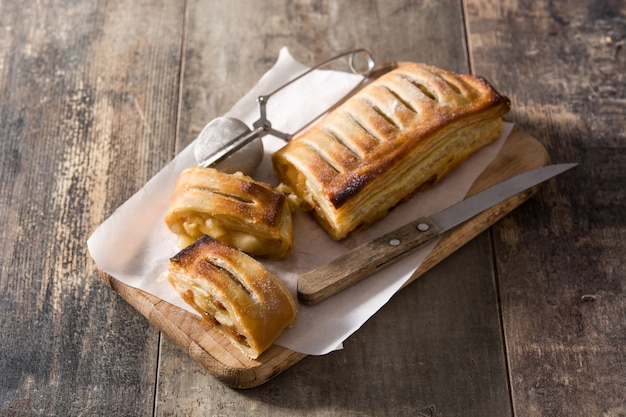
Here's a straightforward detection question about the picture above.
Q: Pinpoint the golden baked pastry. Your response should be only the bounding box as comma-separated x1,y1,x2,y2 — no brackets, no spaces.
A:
272,63,510,240
164,166,293,259
166,235,297,359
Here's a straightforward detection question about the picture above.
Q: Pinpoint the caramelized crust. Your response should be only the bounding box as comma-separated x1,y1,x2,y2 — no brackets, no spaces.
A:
272,63,510,240
167,235,297,359
164,166,293,259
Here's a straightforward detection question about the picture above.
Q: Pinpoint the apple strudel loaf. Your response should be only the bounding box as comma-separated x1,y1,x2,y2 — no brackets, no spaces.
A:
272,63,510,240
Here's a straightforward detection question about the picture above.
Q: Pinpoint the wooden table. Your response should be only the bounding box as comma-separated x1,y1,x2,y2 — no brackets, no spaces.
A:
1,1,624,415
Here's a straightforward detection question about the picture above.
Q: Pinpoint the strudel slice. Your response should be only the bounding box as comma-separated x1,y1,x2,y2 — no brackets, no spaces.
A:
166,235,297,359
272,63,510,240
164,166,293,259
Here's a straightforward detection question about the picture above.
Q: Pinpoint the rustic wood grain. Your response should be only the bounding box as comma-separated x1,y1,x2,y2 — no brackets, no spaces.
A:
466,0,626,415
176,0,471,152
0,0,184,415
1,0,622,416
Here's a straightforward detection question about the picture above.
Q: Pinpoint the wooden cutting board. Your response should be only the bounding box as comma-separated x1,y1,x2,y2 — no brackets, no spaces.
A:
97,125,550,389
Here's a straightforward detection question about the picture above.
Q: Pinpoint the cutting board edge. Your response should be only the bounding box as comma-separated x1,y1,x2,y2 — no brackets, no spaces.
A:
94,128,551,389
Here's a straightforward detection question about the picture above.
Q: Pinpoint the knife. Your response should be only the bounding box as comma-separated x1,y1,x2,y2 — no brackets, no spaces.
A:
297,163,577,305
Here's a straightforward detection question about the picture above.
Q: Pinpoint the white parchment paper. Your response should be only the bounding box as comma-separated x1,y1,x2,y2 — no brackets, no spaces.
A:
88,48,512,355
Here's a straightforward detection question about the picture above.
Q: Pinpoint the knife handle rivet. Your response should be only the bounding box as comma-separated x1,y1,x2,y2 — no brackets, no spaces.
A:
389,238,401,246
417,222,430,232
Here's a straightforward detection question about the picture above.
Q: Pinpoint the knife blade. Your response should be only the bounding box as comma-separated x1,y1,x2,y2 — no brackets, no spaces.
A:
297,163,577,305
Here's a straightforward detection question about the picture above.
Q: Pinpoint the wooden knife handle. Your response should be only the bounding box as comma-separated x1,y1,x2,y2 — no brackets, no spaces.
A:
297,217,441,305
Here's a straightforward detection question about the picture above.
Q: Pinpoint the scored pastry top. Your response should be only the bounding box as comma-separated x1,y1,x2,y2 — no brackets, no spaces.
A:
167,235,297,359
165,166,293,258
274,63,510,208
272,63,510,240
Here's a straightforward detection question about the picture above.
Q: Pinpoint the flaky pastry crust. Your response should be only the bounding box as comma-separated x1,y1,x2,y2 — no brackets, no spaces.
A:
164,166,293,259
167,235,297,359
272,63,510,240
